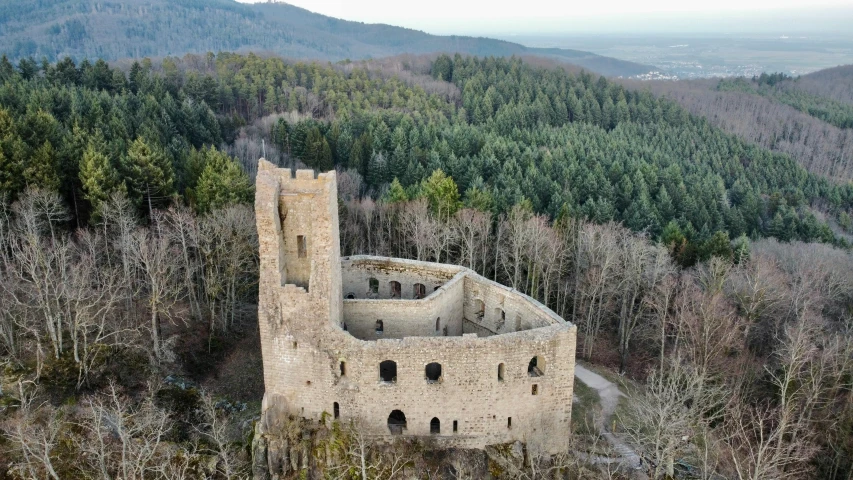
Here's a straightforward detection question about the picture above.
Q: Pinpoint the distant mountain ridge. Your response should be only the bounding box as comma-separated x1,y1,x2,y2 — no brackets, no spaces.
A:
0,0,655,77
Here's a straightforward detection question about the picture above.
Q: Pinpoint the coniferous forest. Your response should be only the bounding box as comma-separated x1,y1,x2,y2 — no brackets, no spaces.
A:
0,52,852,479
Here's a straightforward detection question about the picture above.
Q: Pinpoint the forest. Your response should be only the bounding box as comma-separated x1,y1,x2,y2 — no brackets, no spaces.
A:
0,53,851,479
625,65,853,183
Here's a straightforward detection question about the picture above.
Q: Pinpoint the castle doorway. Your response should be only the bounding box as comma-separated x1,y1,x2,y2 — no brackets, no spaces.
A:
430,417,440,434
388,410,407,434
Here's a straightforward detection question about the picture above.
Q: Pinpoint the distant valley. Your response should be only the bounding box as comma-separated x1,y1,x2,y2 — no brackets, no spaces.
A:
500,33,853,78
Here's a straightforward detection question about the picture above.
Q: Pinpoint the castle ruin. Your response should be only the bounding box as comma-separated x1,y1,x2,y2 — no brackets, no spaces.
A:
253,159,577,467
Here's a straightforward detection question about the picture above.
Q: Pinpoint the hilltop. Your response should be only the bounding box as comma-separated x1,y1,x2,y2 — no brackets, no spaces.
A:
0,0,654,77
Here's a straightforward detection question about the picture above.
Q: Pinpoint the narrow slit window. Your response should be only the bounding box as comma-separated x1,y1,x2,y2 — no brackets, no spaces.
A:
340,361,346,376
498,363,505,382
507,417,512,429
532,384,538,395
435,317,441,332
297,235,307,258
453,420,458,433
333,402,340,419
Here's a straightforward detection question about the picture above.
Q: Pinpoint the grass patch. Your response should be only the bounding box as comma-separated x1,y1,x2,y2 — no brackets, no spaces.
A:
571,379,601,436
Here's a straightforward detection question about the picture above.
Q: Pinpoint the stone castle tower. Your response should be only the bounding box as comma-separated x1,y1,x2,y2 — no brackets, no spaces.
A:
253,159,577,466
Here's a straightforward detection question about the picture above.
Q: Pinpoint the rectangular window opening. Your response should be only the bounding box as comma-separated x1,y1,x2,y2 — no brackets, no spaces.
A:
297,235,307,258
532,384,538,395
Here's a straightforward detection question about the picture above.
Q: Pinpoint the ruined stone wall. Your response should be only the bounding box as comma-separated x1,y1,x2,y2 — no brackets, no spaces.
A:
327,324,576,451
256,161,344,418
343,271,466,340
255,162,577,459
341,257,460,299
462,276,558,336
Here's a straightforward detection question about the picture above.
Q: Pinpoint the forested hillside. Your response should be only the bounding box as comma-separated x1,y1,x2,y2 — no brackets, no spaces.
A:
1,53,853,479
0,0,652,77
3,53,851,262
624,66,853,182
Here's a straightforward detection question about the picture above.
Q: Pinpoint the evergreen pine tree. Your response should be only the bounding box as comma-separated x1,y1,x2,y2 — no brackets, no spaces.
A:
79,134,125,213
122,137,174,213
194,148,253,213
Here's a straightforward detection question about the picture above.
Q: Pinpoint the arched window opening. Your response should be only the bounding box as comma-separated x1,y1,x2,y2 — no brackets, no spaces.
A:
333,402,340,419
528,356,544,377
345,293,355,299
379,360,397,383
475,299,485,319
496,308,506,330
498,363,505,382
388,410,407,435
414,283,426,299
425,362,442,383
389,281,401,299
375,320,384,334
369,277,379,295
339,361,346,376
430,417,440,434
435,317,440,332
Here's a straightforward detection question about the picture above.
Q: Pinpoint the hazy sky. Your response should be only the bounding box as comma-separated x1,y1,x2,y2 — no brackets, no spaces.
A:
235,0,853,34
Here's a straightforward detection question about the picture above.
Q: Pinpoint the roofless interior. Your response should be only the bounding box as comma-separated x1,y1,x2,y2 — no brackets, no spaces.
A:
339,257,561,341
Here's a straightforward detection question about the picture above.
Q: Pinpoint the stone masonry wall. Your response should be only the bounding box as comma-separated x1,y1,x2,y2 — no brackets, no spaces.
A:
342,271,466,340
327,324,576,450
341,256,461,299
255,161,577,459
462,276,558,336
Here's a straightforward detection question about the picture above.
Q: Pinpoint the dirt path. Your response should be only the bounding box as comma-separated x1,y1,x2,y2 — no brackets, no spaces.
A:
574,364,643,470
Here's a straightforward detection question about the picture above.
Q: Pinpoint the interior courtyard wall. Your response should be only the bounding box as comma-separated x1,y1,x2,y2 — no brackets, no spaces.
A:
342,272,466,340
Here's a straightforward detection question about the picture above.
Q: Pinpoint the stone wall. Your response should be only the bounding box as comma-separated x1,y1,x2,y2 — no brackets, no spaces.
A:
254,161,577,462
327,324,576,450
462,276,559,336
341,256,461,299
343,271,466,340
